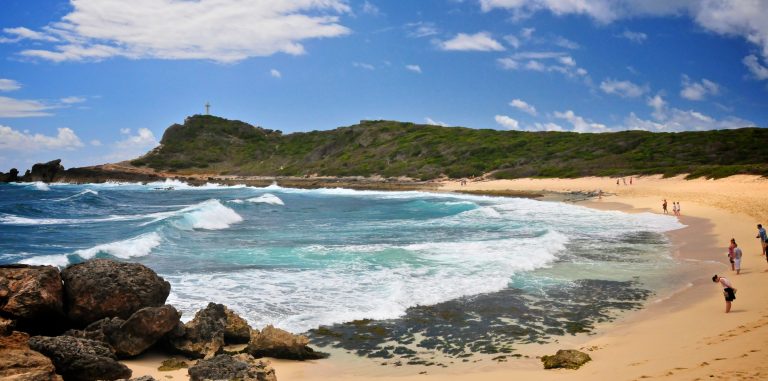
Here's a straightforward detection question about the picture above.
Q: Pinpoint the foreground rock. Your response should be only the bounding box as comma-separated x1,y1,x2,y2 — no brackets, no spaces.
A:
188,354,276,381
61,259,170,326
224,307,252,344
29,335,132,381
247,325,325,360
167,303,228,359
0,331,62,381
0,264,65,333
67,305,180,358
541,349,591,370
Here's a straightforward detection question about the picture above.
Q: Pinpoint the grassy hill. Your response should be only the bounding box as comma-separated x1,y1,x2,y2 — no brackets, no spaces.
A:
129,115,768,180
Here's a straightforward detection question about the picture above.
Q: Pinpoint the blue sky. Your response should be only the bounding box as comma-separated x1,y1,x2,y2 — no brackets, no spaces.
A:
1,0,767,170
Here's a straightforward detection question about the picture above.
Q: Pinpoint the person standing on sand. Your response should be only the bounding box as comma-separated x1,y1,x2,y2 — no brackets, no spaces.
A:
677,202,681,216
756,224,767,258
734,243,743,275
712,275,737,313
727,238,736,271
662,199,668,214
630,177,633,185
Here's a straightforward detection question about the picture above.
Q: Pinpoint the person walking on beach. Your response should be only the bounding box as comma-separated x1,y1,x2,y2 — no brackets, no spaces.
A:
734,243,743,275
712,275,737,313
757,224,767,258
727,238,736,271
662,199,668,214
677,202,681,216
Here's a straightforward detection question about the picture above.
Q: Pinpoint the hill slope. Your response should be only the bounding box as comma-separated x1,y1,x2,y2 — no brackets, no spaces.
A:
129,115,768,179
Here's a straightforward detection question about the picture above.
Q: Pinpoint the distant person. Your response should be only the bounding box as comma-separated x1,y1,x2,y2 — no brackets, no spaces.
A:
622,177,627,185
630,177,633,185
662,199,668,214
727,238,736,271
757,224,767,258
734,243,743,275
616,179,620,186
598,189,603,199
677,202,681,216
712,274,737,313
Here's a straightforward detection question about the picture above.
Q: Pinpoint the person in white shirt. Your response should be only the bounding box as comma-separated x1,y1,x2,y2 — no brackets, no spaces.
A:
733,243,743,275
712,274,737,313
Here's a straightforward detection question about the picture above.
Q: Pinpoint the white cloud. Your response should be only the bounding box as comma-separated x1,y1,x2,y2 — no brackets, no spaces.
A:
60,96,86,104
521,27,536,39
0,96,56,118
629,94,753,131
406,22,438,38
115,128,157,149
0,125,84,151
599,78,648,98
0,79,21,92
352,62,375,70
270,69,282,78
498,51,588,79
2,0,351,63
497,57,519,69
361,1,381,16
90,139,102,146
531,122,565,131
554,36,579,49
494,115,520,129
439,32,505,52
509,98,538,115
554,110,608,132
680,75,719,101
425,117,449,127
620,29,647,43
504,35,521,49
743,54,768,80
120,128,131,134
405,64,422,73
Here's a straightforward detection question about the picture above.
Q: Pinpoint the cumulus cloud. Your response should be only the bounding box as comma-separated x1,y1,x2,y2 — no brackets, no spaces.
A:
494,115,520,129
0,79,21,92
742,55,768,80
680,75,719,101
424,117,449,127
554,110,608,132
1,0,351,63
405,64,422,73
620,29,647,43
498,51,588,79
270,69,282,78
115,128,157,149
439,32,505,51
509,98,537,115
0,125,84,151
600,78,648,98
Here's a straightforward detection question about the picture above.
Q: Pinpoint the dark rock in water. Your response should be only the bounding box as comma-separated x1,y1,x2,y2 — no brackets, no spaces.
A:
0,168,20,182
61,259,170,326
28,335,131,381
0,331,62,381
541,349,591,369
167,303,227,359
0,264,66,333
247,325,325,360
21,159,64,183
67,305,180,358
187,354,276,381
224,306,252,344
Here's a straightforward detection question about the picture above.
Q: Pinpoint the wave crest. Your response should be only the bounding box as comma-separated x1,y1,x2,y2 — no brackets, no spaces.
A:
74,232,162,260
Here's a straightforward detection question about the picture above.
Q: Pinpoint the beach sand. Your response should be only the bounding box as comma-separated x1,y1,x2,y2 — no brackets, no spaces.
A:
126,175,768,380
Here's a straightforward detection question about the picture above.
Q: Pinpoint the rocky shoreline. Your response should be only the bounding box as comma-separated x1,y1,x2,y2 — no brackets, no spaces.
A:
0,259,325,380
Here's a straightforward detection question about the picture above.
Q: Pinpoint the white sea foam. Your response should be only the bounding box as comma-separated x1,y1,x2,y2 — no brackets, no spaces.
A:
246,194,284,206
19,254,70,267
155,199,243,230
33,182,50,191
74,232,162,260
229,199,245,204
0,213,138,225
53,189,98,201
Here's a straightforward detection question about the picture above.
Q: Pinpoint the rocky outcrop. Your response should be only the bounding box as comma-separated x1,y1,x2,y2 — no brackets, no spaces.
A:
0,316,15,335
67,305,180,358
0,331,62,381
28,335,131,381
0,168,20,182
0,264,65,333
167,303,227,359
541,349,591,370
20,160,65,183
247,325,324,360
187,354,276,381
61,259,170,326
224,306,251,344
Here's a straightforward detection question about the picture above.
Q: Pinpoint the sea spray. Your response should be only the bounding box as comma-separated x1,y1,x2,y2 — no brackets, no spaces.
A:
74,232,162,259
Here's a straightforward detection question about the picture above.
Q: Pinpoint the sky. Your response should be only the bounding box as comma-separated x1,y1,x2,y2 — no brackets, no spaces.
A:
1,0,767,170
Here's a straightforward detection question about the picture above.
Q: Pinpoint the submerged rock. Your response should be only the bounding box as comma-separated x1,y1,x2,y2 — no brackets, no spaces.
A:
61,259,170,326
0,331,62,381
247,325,325,360
541,349,591,370
28,335,131,381
187,354,276,381
167,303,228,359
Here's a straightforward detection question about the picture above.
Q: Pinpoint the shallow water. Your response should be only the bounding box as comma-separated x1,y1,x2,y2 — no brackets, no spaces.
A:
0,181,686,344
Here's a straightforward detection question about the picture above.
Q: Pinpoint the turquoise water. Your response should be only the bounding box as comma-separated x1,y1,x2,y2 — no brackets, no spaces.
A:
0,180,685,334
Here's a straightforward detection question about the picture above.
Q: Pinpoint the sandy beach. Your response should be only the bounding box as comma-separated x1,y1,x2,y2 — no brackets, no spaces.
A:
126,175,768,381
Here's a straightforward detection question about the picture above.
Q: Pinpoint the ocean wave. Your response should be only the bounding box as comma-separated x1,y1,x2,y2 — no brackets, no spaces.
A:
52,189,99,201
19,254,71,267
246,193,284,206
0,213,138,226
33,182,50,191
74,232,162,260
142,199,242,230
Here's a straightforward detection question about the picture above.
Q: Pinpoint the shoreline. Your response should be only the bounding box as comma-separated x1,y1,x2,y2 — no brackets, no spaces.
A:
124,175,768,380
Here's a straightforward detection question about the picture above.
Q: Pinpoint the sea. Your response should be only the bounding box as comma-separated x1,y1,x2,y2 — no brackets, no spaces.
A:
0,180,690,361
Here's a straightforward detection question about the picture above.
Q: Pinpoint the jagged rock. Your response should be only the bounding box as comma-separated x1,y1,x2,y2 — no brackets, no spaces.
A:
224,307,252,344
21,159,64,183
61,259,170,326
67,305,180,358
541,349,591,370
0,331,62,381
187,354,276,381
0,168,20,182
0,316,16,335
28,335,131,381
167,303,227,359
247,325,324,360
157,358,188,371
0,264,65,333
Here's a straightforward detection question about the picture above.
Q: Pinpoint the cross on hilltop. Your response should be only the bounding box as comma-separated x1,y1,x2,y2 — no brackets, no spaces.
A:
205,102,210,115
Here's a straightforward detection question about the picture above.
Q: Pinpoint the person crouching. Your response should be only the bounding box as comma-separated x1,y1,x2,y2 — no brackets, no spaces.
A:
712,274,737,313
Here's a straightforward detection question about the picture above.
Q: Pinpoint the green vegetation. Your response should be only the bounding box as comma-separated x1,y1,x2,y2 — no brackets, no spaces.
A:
130,115,768,180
